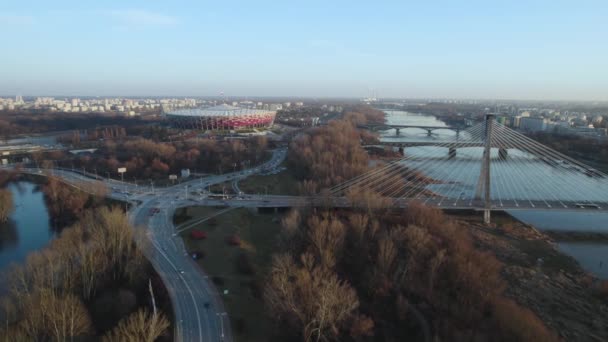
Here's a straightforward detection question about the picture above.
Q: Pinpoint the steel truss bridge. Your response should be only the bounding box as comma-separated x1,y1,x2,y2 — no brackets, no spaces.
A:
358,124,463,136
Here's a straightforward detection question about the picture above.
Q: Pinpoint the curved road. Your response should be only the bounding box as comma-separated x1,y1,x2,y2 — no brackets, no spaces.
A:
9,147,287,342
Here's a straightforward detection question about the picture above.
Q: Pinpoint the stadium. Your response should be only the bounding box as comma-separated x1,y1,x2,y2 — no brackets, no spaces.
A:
165,104,276,131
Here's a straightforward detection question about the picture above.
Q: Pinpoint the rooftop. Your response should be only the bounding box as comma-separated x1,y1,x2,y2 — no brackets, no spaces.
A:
166,104,274,117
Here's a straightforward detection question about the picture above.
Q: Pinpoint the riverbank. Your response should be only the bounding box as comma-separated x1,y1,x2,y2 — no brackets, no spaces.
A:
0,182,54,294
0,176,174,340
447,211,608,340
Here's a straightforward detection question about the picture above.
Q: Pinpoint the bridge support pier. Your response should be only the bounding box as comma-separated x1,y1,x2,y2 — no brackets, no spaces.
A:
395,128,400,136
498,148,508,160
398,147,405,156
448,147,457,159
475,114,495,225
483,209,491,225
426,129,432,136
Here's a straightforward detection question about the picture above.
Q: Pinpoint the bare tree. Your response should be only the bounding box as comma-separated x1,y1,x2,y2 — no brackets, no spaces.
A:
102,309,170,342
0,189,13,222
307,215,346,269
265,253,359,342
376,235,397,276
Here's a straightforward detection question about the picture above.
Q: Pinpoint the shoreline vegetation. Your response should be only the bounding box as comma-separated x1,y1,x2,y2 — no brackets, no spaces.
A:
0,170,173,341
266,107,607,340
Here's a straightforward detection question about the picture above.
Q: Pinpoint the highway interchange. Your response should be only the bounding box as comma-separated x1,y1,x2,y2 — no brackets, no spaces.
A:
11,145,607,341
10,147,287,342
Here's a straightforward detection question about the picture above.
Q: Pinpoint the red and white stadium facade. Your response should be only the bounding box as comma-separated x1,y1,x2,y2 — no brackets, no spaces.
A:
165,104,276,131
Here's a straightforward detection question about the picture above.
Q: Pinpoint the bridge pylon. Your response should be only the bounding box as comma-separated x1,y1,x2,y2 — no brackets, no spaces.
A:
474,115,494,224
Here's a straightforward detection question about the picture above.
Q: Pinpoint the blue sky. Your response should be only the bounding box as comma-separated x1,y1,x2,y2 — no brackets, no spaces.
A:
1,0,607,100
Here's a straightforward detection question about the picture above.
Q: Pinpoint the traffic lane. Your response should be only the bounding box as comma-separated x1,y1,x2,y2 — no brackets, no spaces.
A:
133,203,210,341
164,203,231,341
150,201,221,341
148,229,213,342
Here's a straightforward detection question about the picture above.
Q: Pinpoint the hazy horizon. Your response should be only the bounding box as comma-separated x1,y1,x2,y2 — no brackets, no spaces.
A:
1,1,607,101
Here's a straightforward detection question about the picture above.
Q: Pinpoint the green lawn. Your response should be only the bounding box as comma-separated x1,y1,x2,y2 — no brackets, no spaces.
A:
176,206,283,342
236,166,299,196
209,166,300,196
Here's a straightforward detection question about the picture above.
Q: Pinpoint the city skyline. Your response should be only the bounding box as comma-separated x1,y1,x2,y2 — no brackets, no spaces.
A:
1,1,607,100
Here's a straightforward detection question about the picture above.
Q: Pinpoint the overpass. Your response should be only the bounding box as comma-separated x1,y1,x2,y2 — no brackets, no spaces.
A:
7,147,289,342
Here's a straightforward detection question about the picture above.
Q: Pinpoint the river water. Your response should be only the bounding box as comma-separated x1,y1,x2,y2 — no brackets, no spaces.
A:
0,182,54,292
381,109,608,279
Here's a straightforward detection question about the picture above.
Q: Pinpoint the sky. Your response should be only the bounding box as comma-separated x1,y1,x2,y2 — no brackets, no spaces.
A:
0,0,607,100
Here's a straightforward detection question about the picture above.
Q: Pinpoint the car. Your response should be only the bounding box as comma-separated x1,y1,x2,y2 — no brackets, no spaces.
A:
180,270,185,274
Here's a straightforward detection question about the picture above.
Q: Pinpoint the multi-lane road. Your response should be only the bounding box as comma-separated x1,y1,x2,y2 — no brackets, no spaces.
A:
8,147,288,342
12,146,608,341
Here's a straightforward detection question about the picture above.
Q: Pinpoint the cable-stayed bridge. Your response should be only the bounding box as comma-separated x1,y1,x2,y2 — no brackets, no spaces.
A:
330,115,608,223
8,118,608,225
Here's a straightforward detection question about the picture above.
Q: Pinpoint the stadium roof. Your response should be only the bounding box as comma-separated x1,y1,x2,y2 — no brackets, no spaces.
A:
166,104,275,117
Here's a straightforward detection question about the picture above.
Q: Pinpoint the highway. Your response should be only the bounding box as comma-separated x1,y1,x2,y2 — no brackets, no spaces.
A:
12,144,607,341
8,147,288,342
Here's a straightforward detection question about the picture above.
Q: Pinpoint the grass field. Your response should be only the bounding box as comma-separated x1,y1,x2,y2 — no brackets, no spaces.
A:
236,165,299,195
209,165,300,196
175,206,283,342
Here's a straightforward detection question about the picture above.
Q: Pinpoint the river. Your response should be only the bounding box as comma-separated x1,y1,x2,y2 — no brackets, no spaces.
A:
0,181,54,292
380,109,608,279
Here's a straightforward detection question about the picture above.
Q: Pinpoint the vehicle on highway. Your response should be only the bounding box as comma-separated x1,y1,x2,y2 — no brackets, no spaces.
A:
574,203,601,209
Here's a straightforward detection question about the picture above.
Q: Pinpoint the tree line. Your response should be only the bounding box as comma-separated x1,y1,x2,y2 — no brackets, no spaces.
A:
31,135,270,182
0,111,163,137
264,204,556,341
0,207,170,341
528,131,608,169
0,170,19,222
288,106,384,194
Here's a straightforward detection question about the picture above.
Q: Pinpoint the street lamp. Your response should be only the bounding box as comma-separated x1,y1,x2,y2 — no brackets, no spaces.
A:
118,167,127,193
217,312,227,341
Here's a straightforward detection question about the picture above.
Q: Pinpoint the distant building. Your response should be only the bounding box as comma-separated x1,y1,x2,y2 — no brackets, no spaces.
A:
511,116,522,128
519,117,548,132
